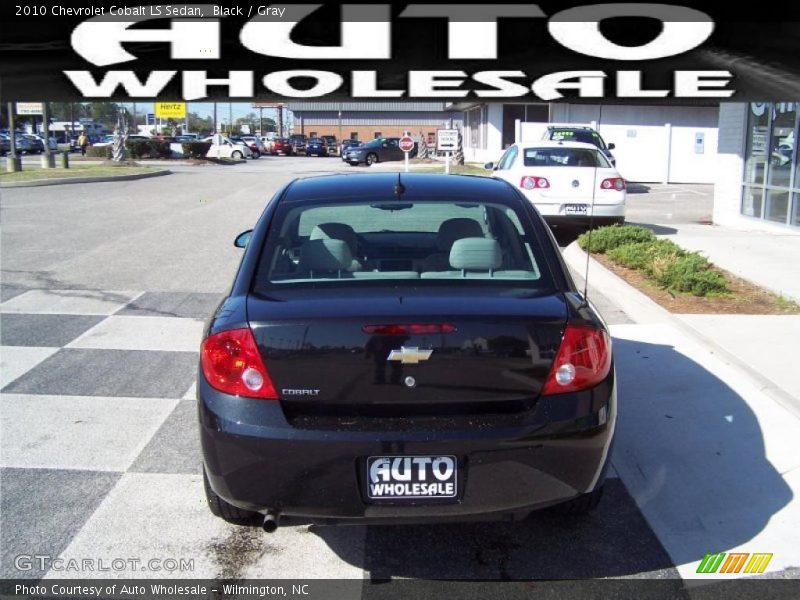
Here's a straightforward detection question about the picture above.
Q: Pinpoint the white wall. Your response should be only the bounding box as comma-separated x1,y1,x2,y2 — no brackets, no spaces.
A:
546,104,719,183
462,104,505,163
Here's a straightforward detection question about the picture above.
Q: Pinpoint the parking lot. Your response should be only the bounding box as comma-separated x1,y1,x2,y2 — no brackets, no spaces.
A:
5,157,795,587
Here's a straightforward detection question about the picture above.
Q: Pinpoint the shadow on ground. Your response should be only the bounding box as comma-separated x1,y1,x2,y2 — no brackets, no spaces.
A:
310,338,791,580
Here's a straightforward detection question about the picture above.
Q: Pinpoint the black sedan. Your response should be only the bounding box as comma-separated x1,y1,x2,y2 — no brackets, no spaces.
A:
343,137,406,166
305,138,328,157
199,173,616,531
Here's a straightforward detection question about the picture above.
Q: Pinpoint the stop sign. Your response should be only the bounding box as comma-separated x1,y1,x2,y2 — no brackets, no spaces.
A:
399,136,415,153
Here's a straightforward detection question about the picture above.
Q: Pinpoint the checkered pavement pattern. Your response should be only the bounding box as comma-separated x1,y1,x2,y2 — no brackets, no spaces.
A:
0,287,677,582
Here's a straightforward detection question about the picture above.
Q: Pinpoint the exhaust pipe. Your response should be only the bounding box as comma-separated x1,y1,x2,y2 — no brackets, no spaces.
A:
262,511,280,533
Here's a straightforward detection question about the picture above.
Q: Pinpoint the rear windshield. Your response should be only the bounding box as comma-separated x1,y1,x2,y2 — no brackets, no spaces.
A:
547,129,606,149
523,147,610,168
253,197,556,291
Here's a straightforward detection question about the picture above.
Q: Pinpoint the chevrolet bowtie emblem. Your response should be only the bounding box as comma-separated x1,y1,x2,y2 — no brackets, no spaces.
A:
387,346,433,364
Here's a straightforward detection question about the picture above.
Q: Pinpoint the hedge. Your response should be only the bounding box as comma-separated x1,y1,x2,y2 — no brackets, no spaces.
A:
577,224,656,253
86,146,112,159
182,141,212,158
579,224,730,297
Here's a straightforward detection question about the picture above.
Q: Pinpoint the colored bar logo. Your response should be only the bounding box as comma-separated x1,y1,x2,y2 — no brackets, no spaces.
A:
696,552,773,574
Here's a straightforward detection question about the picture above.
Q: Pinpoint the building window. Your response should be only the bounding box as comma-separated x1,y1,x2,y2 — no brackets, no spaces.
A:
309,131,317,138
741,103,800,227
350,132,358,140
374,131,382,138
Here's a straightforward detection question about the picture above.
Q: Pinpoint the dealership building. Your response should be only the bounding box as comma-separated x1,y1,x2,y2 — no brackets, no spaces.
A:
286,100,798,231
714,102,800,230
286,102,461,146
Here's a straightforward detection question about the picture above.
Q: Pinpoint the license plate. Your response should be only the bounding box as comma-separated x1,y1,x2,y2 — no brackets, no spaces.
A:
366,455,457,500
565,204,588,215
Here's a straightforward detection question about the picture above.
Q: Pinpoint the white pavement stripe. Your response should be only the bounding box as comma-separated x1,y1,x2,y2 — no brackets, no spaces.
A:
67,316,204,352
0,290,143,315
0,394,178,472
48,473,366,579
0,346,58,388
610,323,800,579
182,382,197,400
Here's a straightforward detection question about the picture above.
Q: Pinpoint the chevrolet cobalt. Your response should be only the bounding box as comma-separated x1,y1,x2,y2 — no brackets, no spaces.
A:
199,173,615,531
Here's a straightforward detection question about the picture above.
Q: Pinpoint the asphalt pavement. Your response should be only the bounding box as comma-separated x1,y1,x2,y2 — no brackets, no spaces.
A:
1,156,795,589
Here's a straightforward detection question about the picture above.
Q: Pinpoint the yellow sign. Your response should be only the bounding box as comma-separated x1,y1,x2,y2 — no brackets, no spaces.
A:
154,102,186,119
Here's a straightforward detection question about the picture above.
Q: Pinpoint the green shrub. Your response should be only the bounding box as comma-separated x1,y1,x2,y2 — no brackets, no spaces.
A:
652,252,729,296
85,146,111,159
607,239,677,270
601,233,731,297
578,224,656,253
182,141,212,158
125,139,172,159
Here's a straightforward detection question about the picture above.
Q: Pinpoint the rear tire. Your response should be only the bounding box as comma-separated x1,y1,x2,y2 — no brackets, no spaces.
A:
365,153,377,166
553,484,604,515
231,150,243,160
203,467,260,525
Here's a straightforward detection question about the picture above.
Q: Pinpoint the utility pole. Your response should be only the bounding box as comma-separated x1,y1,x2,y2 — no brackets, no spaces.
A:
277,105,283,137
259,106,264,136
213,102,218,133
42,101,53,168
6,102,20,172
228,102,232,135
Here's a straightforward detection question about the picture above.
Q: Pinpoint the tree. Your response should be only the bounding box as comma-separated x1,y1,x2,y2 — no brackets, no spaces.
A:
187,112,213,135
87,102,122,129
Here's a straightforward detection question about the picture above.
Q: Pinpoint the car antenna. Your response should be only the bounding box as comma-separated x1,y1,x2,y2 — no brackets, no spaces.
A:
394,172,405,196
581,151,599,307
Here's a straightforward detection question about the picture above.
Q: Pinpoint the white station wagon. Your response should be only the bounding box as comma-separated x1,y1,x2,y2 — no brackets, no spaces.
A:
486,141,626,227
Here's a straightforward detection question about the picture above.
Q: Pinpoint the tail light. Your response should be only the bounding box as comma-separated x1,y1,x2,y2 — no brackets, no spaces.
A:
201,328,277,399
363,323,456,335
520,176,550,190
601,177,626,191
541,325,612,395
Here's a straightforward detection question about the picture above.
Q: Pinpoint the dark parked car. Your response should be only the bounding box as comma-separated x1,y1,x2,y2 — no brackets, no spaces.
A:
542,126,616,166
322,135,338,156
288,134,307,155
270,138,293,156
340,138,361,160
0,134,9,155
304,138,328,157
344,137,414,166
199,173,616,532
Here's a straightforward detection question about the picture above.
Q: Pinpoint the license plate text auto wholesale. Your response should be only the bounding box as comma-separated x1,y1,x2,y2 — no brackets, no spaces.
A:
367,456,457,499
565,204,589,215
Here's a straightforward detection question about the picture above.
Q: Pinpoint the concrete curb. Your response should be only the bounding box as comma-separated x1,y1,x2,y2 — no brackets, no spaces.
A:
0,169,171,188
563,241,800,420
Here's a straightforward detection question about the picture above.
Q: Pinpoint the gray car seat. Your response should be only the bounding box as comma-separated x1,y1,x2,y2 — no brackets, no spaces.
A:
309,223,363,271
299,239,354,278
418,218,484,272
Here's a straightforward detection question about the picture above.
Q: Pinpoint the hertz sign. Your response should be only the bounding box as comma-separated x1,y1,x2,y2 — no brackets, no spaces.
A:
154,102,186,119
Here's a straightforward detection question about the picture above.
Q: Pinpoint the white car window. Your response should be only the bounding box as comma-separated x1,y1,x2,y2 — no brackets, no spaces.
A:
523,147,610,168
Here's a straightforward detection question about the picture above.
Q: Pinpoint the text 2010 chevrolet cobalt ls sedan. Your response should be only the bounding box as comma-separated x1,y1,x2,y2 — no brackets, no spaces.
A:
199,173,616,531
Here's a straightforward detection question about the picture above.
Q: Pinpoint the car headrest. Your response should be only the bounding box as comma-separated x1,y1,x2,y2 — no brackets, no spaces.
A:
449,238,502,271
300,239,353,272
309,223,358,255
436,218,484,252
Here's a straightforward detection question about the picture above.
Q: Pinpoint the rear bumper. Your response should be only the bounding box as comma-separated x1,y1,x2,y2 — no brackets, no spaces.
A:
199,371,616,523
520,191,626,219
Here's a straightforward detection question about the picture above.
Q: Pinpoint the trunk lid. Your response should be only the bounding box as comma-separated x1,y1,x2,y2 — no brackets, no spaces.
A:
527,166,616,201
248,290,567,419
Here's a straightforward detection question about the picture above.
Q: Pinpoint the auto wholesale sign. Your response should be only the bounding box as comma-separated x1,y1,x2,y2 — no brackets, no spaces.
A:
2,3,800,101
